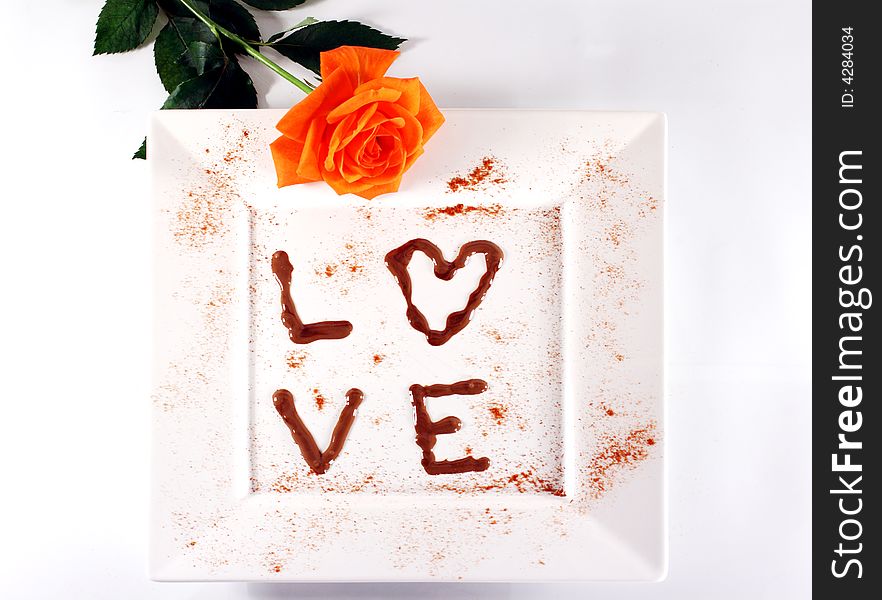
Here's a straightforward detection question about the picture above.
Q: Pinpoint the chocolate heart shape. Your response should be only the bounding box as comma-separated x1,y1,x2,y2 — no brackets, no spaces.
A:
385,238,504,346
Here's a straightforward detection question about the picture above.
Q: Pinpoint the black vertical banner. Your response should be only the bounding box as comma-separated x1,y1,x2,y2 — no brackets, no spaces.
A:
813,3,881,598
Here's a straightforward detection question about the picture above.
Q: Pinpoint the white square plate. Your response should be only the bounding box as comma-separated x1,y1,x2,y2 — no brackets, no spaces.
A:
150,109,666,581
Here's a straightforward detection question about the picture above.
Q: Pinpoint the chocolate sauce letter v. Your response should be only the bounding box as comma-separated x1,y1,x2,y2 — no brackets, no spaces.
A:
272,388,364,474
271,250,353,343
410,379,491,474
385,239,503,346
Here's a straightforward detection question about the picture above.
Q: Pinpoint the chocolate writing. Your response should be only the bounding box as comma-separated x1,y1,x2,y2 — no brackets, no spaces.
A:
270,239,503,478
272,388,364,474
271,250,353,344
385,239,504,346
410,379,491,474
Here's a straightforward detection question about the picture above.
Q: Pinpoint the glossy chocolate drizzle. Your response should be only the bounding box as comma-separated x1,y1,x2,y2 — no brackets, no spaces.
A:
411,379,491,474
272,388,364,475
385,239,504,346
271,250,353,344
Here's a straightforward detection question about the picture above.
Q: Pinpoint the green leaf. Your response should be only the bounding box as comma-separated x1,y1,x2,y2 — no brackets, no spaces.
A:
133,138,147,160
145,51,257,160
158,0,260,42
181,41,226,75
154,16,217,93
162,58,258,109
267,20,405,75
94,0,160,55
240,0,307,10
266,16,318,44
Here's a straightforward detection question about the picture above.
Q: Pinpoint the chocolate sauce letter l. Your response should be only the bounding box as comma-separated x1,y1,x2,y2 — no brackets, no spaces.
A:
271,251,353,344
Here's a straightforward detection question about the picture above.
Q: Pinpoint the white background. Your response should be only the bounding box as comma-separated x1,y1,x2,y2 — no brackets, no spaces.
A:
0,1,811,598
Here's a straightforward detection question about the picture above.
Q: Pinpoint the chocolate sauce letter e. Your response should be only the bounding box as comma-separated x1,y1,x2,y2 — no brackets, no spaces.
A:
411,379,491,474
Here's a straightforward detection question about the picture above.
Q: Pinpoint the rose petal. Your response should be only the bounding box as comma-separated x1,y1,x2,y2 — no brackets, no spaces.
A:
350,132,380,164
296,118,326,181
326,87,402,124
337,104,379,148
276,68,352,141
339,137,373,183
365,143,408,185
377,102,424,152
353,142,386,172
320,46,400,87
356,179,402,200
324,149,406,199
336,160,356,183
271,135,317,187
326,113,359,169
322,164,375,196
354,77,421,115
342,131,387,178
415,80,445,143
355,110,404,140
340,161,365,183
402,144,425,171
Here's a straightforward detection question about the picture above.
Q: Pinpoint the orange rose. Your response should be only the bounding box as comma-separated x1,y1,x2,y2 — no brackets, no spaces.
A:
270,46,445,200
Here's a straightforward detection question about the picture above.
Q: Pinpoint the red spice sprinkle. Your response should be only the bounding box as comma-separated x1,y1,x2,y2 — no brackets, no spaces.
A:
587,423,657,498
286,351,307,369
606,223,624,246
372,354,385,365
424,202,504,220
488,404,507,425
638,196,659,217
464,445,473,455
312,388,326,411
272,565,282,573
614,353,625,362
584,159,629,184
317,257,364,277
433,469,564,496
446,157,507,192
606,408,615,416
496,470,565,497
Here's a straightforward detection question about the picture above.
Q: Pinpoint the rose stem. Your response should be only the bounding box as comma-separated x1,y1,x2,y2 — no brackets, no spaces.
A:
178,0,315,95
